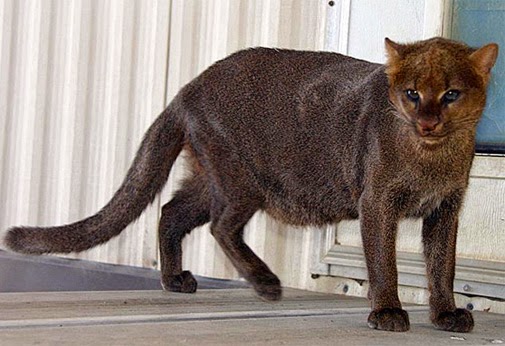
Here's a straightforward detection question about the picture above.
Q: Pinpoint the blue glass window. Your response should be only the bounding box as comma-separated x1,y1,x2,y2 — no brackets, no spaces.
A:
452,0,505,153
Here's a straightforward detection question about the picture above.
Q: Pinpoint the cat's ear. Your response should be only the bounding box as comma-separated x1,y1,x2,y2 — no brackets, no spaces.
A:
385,38,406,62
469,43,499,78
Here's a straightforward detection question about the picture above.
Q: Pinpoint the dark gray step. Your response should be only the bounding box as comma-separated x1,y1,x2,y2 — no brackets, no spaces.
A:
0,250,248,292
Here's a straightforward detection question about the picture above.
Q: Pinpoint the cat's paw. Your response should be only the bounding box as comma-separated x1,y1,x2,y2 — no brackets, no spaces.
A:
161,270,198,293
432,308,474,333
253,275,282,302
367,308,410,332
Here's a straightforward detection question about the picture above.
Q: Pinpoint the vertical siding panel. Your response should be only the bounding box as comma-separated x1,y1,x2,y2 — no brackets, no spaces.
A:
0,0,14,231
40,0,82,227
260,0,280,46
0,0,7,225
32,0,47,229
5,1,42,227
69,0,92,227
82,0,123,264
109,0,136,266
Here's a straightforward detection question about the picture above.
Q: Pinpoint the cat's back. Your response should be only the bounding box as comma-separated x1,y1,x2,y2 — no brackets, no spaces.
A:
178,46,388,168
180,47,384,128
200,47,379,93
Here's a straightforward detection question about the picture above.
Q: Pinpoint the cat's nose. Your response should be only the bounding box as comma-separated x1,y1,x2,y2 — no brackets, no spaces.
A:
416,117,440,135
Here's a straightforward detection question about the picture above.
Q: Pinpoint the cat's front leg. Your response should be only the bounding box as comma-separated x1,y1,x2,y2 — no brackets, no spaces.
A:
422,190,474,333
360,191,410,332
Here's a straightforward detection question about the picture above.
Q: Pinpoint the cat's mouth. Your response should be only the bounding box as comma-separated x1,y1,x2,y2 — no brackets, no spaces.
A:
398,114,449,145
410,124,448,145
415,131,449,146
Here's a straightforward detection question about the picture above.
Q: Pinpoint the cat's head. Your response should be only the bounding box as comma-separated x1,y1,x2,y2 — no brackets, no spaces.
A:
385,37,498,146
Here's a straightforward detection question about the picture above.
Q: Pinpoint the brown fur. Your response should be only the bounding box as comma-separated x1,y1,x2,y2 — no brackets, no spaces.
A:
4,37,498,332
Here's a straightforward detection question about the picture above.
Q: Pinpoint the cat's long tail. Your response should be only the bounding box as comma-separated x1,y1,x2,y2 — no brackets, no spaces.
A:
4,106,185,254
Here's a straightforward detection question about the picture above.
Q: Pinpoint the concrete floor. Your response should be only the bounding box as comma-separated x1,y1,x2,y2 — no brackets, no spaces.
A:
0,288,503,345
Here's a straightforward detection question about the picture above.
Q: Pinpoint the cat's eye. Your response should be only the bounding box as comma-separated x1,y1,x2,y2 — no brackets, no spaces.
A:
442,90,460,104
405,89,420,102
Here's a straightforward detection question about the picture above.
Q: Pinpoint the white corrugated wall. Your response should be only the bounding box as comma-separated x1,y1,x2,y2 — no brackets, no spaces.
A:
0,0,335,284
0,0,171,268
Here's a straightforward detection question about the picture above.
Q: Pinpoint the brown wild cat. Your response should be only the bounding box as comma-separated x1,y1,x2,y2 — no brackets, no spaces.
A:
4,37,498,332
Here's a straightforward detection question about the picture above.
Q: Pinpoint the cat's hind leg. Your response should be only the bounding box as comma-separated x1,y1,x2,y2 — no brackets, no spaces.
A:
210,201,281,301
158,175,210,293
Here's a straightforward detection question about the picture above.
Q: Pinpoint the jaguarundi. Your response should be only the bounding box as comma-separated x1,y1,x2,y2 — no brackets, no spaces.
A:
4,37,499,332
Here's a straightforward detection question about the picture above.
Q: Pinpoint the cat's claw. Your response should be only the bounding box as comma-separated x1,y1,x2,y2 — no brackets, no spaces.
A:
162,270,198,293
432,308,474,333
367,308,410,332
253,275,282,301
256,284,282,302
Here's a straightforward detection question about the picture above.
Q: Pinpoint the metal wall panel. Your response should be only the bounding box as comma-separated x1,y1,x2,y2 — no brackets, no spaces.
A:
0,0,171,268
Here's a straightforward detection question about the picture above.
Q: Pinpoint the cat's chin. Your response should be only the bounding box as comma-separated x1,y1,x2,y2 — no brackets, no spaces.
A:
402,124,448,148
417,135,448,149
407,129,448,148
421,136,444,144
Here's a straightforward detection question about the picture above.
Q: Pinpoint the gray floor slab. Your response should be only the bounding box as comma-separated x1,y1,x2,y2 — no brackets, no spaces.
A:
0,250,249,292
0,289,503,345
